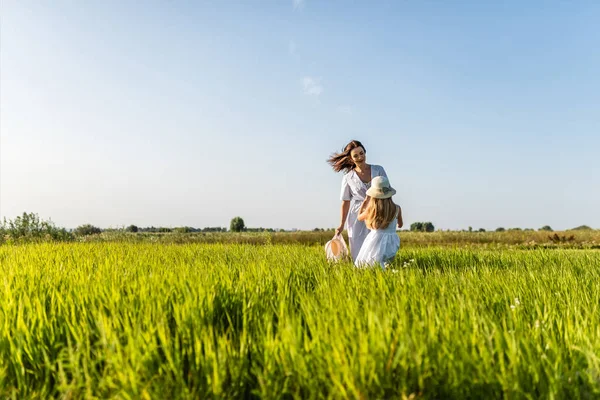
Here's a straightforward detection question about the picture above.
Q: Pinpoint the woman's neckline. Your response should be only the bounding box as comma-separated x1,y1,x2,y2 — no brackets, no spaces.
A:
354,164,373,184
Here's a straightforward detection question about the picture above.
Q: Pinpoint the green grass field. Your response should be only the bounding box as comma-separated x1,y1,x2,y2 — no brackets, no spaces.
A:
1,242,599,399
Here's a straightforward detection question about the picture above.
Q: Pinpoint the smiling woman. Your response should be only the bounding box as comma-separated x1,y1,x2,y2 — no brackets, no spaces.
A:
327,140,388,261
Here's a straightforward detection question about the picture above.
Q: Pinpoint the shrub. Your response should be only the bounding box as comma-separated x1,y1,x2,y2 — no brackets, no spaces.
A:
571,225,592,231
74,224,102,236
125,225,139,233
1,212,73,242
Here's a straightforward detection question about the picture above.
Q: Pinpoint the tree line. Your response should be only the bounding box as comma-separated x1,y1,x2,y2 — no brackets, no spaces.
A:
0,213,595,241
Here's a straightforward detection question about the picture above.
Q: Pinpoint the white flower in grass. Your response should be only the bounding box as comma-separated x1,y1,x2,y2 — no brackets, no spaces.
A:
534,320,541,328
509,297,520,311
402,259,416,268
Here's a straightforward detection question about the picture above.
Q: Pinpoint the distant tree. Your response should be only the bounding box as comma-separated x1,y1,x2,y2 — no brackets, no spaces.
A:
571,225,592,231
468,226,473,232
478,228,486,232
509,228,522,231
125,225,139,233
410,222,423,232
202,227,225,232
74,224,102,236
230,217,246,232
246,227,264,232
173,226,193,233
410,222,435,232
539,225,553,232
140,226,166,233
495,227,506,232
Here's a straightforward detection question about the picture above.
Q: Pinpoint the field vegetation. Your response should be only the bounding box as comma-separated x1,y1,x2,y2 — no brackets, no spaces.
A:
1,240,599,398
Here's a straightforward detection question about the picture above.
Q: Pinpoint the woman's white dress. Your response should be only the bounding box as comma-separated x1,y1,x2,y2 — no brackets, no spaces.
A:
355,206,400,269
340,165,387,261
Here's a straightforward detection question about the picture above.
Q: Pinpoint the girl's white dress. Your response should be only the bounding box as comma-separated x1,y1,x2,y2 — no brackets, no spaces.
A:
340,165,387,261
355,206,400,269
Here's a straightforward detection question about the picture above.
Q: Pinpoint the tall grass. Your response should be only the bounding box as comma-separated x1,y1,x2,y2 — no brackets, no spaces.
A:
1,243,599,398
13,229,597,248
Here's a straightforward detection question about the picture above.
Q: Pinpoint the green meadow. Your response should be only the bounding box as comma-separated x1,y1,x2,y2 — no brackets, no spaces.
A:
1,241,599,399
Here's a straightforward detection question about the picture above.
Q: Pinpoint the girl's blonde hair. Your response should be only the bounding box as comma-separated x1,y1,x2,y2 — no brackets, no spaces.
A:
364,197,397,230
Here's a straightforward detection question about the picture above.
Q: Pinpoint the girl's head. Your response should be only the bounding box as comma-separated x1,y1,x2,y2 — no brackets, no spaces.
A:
327,140,366,173
363,176,397,229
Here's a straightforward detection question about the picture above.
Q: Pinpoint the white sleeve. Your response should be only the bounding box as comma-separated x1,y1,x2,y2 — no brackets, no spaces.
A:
340,175,352,201
379,165,388,178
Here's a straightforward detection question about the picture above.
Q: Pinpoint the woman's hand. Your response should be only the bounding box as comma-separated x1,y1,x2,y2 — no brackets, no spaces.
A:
335,225,344,236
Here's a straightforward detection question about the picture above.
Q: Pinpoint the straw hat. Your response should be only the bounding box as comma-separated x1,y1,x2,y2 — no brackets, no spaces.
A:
366,176,396,199
325,234,348,261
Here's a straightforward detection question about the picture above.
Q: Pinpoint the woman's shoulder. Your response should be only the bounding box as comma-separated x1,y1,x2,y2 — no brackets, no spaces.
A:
371,164,385,173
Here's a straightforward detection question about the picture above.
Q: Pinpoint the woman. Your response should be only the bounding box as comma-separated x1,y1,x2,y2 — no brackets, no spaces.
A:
327,140,388,261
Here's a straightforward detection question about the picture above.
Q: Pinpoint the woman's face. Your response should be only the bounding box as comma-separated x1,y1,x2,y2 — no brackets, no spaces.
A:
350,147,366,165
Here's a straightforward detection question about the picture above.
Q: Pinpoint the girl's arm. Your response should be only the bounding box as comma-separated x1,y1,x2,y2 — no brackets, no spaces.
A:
359,196,370,213
397,205,403,229
357,197,370,221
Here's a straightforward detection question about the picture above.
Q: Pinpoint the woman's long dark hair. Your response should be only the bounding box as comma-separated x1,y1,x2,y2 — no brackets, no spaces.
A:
327,140,366,173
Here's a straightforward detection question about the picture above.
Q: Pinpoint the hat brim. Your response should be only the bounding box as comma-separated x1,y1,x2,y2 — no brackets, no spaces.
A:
325,238,345,259
366,187,396,199
330,239,342,256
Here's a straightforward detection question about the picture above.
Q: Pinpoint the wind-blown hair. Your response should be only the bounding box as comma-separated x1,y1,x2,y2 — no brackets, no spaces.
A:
327,140,366,173
363,197,397,230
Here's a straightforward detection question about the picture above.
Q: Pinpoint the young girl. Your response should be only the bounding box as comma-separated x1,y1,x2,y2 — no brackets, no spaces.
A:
355,176,403,269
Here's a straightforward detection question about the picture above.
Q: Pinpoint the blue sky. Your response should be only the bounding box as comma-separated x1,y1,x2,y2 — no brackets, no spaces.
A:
1,0,599,231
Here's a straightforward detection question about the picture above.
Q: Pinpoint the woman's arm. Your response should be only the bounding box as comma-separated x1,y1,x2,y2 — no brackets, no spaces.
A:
397,205,403,229
335,200,351,236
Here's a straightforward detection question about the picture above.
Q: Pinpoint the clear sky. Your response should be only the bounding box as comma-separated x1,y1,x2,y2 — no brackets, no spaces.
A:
1,0,599,231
